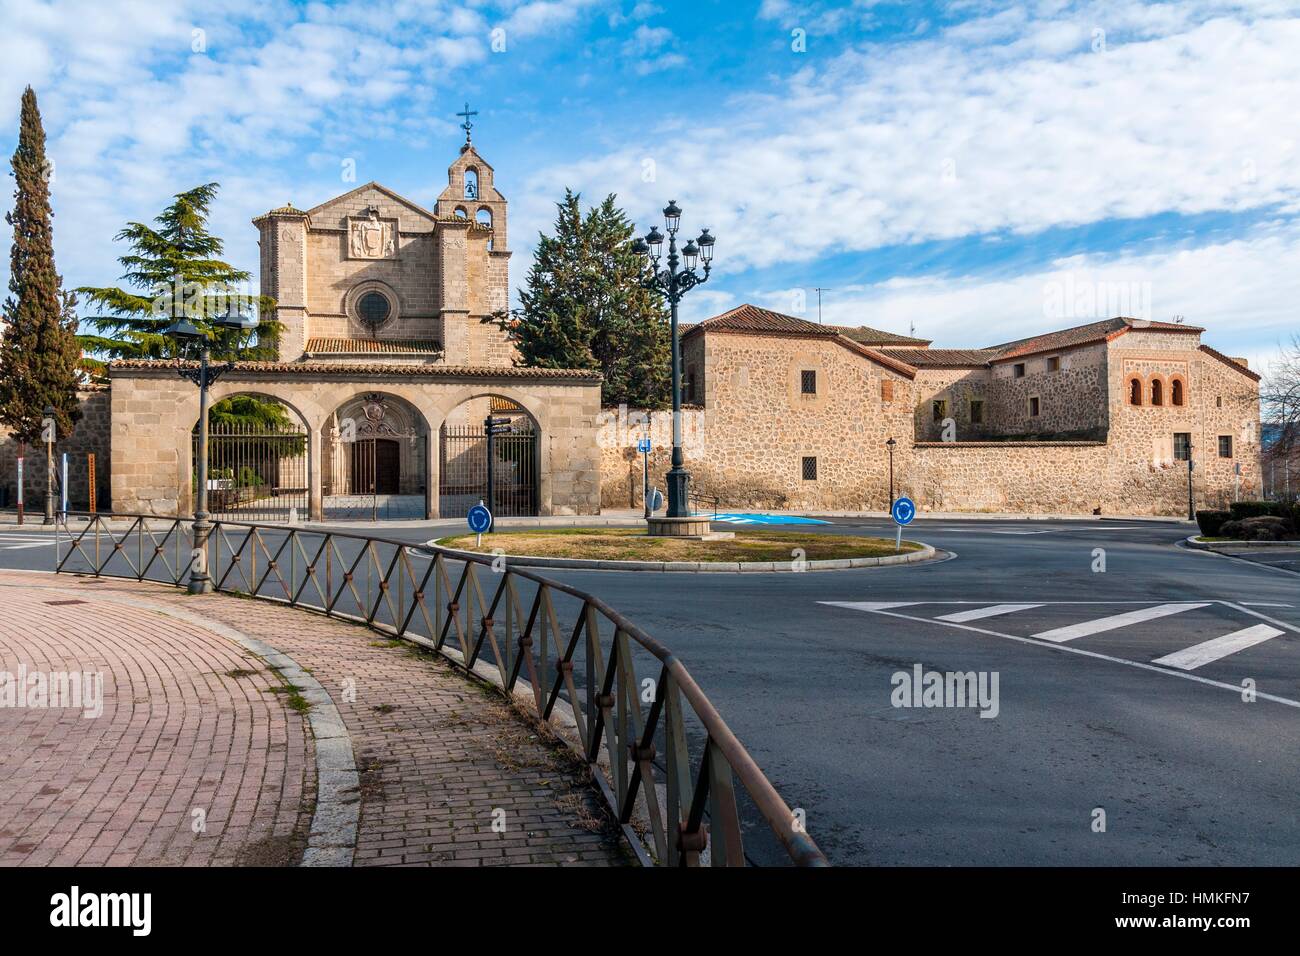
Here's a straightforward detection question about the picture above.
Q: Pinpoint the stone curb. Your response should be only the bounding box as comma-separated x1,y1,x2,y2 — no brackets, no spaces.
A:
423,541,938,572
1183,535,1300,551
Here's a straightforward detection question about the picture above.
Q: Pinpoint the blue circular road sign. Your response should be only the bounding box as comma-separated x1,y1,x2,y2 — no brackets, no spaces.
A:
891,496,916,525
467,504,492,534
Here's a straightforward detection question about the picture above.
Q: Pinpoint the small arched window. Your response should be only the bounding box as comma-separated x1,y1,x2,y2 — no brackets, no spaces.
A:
453,206,468,219
476,208,493,250
1171,378,1185,406
1150,377,1163,406
1128,377,1142,406
464,167,479,200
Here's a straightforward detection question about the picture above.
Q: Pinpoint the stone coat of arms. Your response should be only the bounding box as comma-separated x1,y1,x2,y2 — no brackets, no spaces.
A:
349,207,396,259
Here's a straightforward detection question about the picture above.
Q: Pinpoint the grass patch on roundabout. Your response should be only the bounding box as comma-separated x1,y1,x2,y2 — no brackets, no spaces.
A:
435,527,922,562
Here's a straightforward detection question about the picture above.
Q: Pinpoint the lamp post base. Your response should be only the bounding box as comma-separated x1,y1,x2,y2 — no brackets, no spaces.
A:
188,515,215,594
665,467,691,518
647,515,714,537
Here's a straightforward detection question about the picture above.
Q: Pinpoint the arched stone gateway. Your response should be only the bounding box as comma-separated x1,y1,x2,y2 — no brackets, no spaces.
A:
439,394,539,518
107,363,602,520
191,393,312,522
324,393,430,520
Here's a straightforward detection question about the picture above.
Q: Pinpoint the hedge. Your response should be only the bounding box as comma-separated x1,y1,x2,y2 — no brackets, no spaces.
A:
1196,510,1231,537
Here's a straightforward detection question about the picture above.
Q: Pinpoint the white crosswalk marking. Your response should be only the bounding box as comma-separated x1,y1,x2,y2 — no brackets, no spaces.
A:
821,601,917,612
1152,624,1286,670
1032,603,1211,643
936,603,1042,623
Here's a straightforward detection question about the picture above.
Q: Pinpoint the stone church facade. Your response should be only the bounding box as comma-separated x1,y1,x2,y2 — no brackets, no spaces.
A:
601,304,1262,516
108,139,602,519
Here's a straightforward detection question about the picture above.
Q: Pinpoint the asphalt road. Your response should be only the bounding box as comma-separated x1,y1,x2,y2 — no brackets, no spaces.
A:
6,516,1299,867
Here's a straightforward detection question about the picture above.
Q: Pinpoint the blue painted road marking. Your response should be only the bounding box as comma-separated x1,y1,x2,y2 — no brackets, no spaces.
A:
712,513,831,526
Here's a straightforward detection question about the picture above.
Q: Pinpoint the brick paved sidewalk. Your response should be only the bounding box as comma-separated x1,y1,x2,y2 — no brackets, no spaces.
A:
0,571,630,867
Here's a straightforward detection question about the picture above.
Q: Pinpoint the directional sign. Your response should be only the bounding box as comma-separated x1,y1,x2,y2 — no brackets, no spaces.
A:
467,504,492,534
891,496,916,526
637,438,651,454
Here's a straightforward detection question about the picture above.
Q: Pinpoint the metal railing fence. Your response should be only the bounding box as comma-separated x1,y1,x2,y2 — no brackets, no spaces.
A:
53,512,827,868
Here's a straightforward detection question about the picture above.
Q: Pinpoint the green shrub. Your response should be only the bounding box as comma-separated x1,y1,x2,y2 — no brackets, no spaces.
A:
1196,510,1231,537
1229,500,1287,520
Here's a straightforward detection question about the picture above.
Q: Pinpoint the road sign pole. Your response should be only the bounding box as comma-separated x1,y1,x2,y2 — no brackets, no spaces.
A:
895,523,902,553
485,417,495,533
16,450,23,526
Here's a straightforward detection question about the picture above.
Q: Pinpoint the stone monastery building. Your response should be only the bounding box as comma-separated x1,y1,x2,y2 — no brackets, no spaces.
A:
600,304,1261,516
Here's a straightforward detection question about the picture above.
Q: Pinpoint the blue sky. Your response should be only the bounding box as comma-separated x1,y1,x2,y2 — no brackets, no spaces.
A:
4,0,1300,371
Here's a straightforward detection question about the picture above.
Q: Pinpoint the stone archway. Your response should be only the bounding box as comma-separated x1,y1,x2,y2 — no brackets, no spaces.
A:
323,392,431,520
438,393,540,518
189,392,313,522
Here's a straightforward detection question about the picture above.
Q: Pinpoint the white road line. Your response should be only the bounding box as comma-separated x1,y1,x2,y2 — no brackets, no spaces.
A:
1152,624,1286,671
1,541,56,550
1032,603,1211,643
820,601,918,612
936,603,1042,623
823,604,1300,710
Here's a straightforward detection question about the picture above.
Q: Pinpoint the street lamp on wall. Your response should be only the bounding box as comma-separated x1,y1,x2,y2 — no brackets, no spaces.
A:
886,437,897,505
632,201,716,519
167,302,259,594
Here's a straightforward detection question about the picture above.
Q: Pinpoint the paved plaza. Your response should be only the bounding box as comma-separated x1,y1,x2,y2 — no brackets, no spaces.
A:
0,570,628,867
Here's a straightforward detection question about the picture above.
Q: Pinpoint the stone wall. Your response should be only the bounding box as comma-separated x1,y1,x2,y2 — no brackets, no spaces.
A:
0,388,112,512
596,327,1263,516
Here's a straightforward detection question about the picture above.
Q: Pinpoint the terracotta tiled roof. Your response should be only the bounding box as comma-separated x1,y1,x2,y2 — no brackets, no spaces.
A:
108,359,601,381
987,317,1202,360
826,324,931,347
877,348,999,368
304,338,443,355
1199,343,1261,381
685,303,836,337
684,304,918,378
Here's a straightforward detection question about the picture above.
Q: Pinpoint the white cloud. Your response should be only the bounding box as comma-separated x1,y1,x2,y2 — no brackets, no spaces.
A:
735,223,1300,372
518,3,1300,275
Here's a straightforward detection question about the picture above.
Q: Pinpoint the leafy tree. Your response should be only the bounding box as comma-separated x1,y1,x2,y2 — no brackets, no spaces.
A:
502,190,670,408
1263,336,1300,487
0,86,84,445
77,182,278,374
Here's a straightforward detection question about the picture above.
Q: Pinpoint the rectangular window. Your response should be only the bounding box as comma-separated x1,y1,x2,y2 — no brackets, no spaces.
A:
1218,435,1233,458
1047,356,1061,372
1013,363,1026,378
881,379,894,403
801,456,818,481
970,399,984,424
1029,396,1040,417
932,399,948,423
801,369,817,395
1174,432,1192,461
685,365,698,403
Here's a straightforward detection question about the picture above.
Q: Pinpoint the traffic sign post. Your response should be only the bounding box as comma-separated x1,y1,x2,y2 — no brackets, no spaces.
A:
890,495,916,553
637,437,652,518
485,416,512,530
467,500,492,546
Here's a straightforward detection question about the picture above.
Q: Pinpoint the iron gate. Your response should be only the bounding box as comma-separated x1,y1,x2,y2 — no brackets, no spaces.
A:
439,419,537,518
194,419,309,522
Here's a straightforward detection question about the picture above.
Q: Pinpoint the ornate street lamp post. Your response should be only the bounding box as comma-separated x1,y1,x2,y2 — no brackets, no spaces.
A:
632,201,714,520
167,304,258,594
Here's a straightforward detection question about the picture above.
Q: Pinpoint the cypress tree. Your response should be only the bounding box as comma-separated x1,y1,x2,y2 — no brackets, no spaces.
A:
0,86,83,445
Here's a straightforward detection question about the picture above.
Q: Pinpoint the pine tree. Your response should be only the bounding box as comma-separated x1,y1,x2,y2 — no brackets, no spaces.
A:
0,86,84,445
77,182,278,374
506,190,670,408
